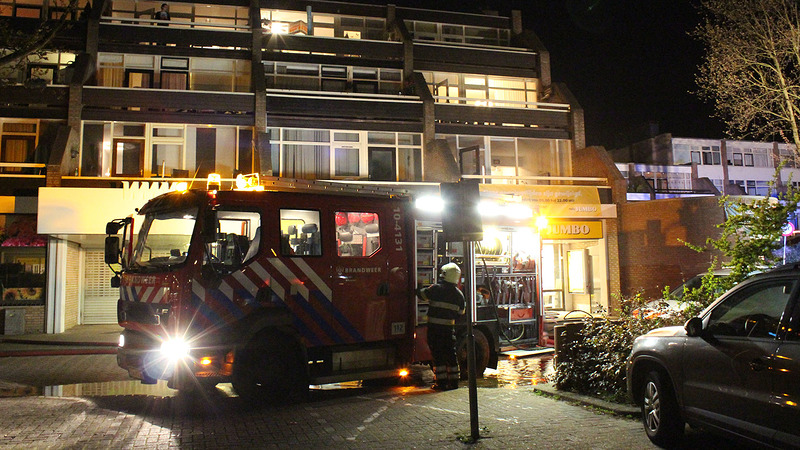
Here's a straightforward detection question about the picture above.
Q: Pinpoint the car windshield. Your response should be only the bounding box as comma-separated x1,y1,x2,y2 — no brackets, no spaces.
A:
132,207,197,270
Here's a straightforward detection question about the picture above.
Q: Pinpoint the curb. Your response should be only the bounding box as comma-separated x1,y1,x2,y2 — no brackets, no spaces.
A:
0,382,39,398
530,383,639,417
0,348,118,357
0,338,117,347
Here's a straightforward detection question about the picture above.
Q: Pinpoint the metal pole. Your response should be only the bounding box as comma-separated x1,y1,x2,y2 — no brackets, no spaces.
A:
464,240,479,441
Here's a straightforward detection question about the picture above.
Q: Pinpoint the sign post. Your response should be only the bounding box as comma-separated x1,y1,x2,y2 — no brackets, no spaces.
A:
440,179,483,443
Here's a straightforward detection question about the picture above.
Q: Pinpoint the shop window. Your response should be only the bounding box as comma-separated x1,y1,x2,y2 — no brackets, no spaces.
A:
280,209,321,256
335,211,380,257
0,215,47,306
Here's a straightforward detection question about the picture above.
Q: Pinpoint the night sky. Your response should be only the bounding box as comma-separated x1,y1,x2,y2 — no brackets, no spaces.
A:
368,0,726,149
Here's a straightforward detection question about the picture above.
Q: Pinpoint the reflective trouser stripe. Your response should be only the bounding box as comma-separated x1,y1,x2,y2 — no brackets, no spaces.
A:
433,365,447,380
446,365,460,381
428,317,455,326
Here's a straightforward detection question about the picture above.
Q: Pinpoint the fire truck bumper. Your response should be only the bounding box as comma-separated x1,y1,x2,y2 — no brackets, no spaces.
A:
117,329,235,387
117,347,174,384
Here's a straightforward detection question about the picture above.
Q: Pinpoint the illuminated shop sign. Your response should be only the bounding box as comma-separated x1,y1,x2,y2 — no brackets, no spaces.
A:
540,220,603,240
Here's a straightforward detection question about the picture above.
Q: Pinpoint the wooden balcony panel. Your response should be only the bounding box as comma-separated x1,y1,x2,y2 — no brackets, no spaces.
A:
265,94,423,122
0,106,68,120
0,86,69,107
414,43,537,74
437,123,570,140
435,104,569,129
83,88,254,112
81,108,252,126
263,34,403,61
99,43,250,60
99,24,251,48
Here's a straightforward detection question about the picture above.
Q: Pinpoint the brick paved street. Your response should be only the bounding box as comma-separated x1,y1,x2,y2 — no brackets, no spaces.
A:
0,348,741,449
0,383,658,449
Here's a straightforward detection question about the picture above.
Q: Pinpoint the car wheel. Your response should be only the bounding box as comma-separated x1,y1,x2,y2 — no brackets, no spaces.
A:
641,370,683,447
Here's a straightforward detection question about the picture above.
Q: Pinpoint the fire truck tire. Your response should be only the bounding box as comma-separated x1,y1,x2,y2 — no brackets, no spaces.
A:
232,330,309,405
457,328,490,380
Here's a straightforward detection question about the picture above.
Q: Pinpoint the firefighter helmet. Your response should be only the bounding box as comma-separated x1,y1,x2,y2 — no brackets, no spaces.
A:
440,263,461,284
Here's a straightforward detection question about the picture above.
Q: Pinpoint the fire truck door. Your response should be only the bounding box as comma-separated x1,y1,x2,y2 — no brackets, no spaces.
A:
334,210,397,342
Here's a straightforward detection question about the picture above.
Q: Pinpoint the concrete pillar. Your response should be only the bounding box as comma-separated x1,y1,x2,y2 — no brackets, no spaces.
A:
45,238,68,333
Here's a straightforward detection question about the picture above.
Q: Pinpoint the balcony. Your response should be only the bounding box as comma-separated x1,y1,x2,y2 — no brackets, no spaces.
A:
262,34,404,65
0,85,69,119
81,87,254,125
413,42,538,78
265,90,423,131
434,101,571,139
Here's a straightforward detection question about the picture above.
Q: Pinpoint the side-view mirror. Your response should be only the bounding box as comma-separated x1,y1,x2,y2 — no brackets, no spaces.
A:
106,221,122,235
104,236,120,264
202,213,217,243
685,316,704,337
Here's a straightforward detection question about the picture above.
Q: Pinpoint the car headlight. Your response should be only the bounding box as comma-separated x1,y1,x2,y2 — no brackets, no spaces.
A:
160,339,190,360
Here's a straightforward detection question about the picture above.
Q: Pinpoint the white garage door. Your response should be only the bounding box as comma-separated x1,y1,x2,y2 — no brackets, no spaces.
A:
83,250,119,324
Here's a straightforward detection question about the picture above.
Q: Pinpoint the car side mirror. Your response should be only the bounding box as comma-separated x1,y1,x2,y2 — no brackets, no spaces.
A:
685,317,704,337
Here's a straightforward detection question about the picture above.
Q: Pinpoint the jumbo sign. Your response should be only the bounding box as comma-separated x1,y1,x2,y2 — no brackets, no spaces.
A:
540,220,603,240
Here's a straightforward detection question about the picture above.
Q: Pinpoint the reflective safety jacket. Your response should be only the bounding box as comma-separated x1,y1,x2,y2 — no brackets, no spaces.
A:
418,281,466,326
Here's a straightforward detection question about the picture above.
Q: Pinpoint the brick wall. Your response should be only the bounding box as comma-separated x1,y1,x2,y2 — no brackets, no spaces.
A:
24,305,45,333
572,146,626,309
619,196,725,299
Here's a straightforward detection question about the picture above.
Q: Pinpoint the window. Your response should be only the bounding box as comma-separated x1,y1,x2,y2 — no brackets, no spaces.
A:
707,279,795,339
335,211,380,257
205,209,261,269
280,209,321,256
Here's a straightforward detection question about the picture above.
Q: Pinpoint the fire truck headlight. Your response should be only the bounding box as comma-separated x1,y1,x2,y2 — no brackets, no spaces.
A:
160,339,190,360
118,334,125,348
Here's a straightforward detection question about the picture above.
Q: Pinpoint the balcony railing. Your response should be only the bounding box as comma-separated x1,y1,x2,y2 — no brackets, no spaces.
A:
0,163,47,178
100,14,250,31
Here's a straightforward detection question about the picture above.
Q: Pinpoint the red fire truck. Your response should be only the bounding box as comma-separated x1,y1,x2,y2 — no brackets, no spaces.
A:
106,176,543,401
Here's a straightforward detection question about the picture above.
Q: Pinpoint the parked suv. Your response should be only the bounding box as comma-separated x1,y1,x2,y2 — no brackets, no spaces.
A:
627,265,800,448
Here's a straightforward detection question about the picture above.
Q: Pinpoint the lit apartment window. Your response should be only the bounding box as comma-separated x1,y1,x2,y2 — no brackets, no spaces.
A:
404,20,510,46
421,72,538,108
272,128,421,181
265,62,401,95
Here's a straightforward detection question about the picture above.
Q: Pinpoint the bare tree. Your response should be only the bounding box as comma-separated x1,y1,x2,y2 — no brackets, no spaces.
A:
0,0,81,81
696,0,800,159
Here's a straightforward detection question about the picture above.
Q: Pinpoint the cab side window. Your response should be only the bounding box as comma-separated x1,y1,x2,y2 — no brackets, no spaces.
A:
707,280,795,339
280,209,321,256
206,209,262,271
335,211,380,257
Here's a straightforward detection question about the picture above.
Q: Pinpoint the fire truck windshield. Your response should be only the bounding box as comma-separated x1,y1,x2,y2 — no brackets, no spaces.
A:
132,207,198,270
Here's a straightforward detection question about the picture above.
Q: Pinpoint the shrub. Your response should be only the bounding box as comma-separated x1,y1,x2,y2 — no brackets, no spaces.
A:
553,293,686,402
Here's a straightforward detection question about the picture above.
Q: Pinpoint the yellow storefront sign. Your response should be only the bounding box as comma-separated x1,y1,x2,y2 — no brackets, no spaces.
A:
480,185,602,217
540,220,603,240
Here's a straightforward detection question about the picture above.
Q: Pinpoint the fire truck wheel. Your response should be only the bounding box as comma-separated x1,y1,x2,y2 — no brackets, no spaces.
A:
232,330,309,405
457,328,490,380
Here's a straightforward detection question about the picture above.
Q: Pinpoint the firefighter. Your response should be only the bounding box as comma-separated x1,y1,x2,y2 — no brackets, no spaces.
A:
418,262,465,391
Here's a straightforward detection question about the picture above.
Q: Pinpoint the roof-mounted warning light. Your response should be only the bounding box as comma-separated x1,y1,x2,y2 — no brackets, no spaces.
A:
207,173,221,191
235,173,264,191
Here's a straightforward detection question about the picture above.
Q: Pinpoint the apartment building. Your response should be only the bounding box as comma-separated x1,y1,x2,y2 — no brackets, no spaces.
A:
0,0,619,333
610,133,800,200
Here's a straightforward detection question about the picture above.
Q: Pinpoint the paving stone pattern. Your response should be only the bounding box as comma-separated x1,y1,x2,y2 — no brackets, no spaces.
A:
0,385,657,449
